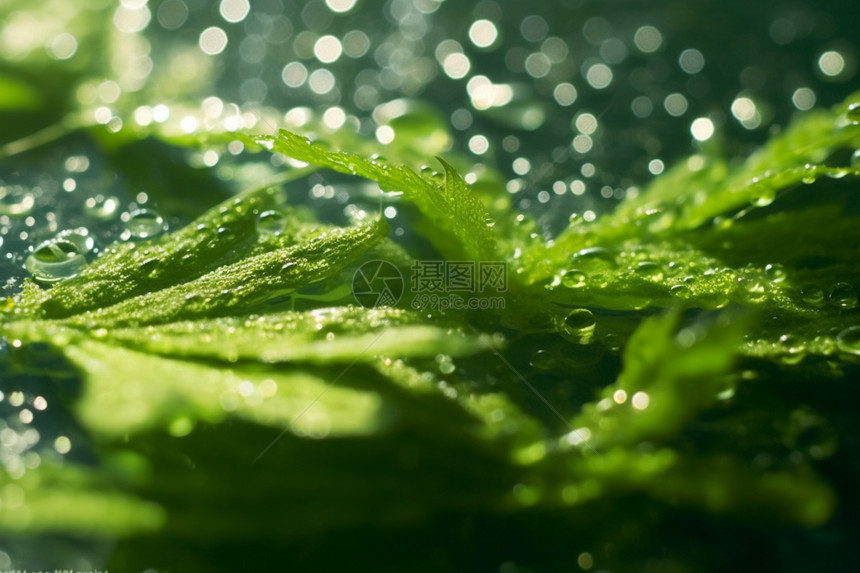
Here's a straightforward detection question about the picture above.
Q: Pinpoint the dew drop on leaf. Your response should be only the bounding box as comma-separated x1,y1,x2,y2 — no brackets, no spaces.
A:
737,277,766,303
561,269,587,288
764,263,786,283
828,281,857,309
835,325,860,355
571,247,616,271
750,187,776,207
800,284,825,307
256,209,287,235
0,184,35,216
778,334,806,365
669,284,691,298
562,308,596,335
634,261,663,281
55,227,95,255
122,208,167,240
25,238,88,283
846,102,860,123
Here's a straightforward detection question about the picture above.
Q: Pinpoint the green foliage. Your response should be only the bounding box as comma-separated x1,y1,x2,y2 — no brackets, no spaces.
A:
2,70,860,570
259,129,497,261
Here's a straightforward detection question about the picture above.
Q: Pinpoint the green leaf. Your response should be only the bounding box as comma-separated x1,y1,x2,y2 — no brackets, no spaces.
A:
62,339,385,438
567,310,741,450
258,129,498,261
99,306,496,363
0,462,165,536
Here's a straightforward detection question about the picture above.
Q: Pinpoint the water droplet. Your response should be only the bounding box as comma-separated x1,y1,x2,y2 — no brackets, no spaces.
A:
764,263,786,283
256,210,287,235
737,277,767,303
122,208,167,240
419,166,444,183
634,261,663,281
836,325,860,355
0,185,35,216
847,102,860,123
560,309,596,342
778,334,806,365
529,349,557,371
670,284,691,298
828,281,857,309
851,150,860,169
25,238,88,283
562,308,596,334
54,227,95,255
571,247,616,271
84,194,120,220
562,270,587,288
750,187,775,207
800,285,825,307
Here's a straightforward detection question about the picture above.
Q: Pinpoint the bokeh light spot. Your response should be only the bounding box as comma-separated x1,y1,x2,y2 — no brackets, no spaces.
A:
469,19,498,49
199,26,229,55
634,25,663,53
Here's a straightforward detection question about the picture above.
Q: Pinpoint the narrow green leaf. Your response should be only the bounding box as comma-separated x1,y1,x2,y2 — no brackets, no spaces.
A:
261,129,497,261
100,306,495,363
62,339,385,438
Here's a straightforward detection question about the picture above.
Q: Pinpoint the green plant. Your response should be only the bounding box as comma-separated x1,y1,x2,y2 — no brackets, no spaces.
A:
1,89,859,571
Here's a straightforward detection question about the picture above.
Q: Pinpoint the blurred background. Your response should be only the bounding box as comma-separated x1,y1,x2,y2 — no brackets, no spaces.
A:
1,0,859,284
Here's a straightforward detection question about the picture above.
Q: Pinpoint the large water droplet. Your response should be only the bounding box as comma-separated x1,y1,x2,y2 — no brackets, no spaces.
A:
560,309,596,343
562,270,587,288
84,194,120,220
0,185,35,216
257,209,287,235
764,263,786,283
562,309,596,333
828,281,857,309
800,285,825,307
122,208,167,240
25,239,88,283
836,326,860,355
